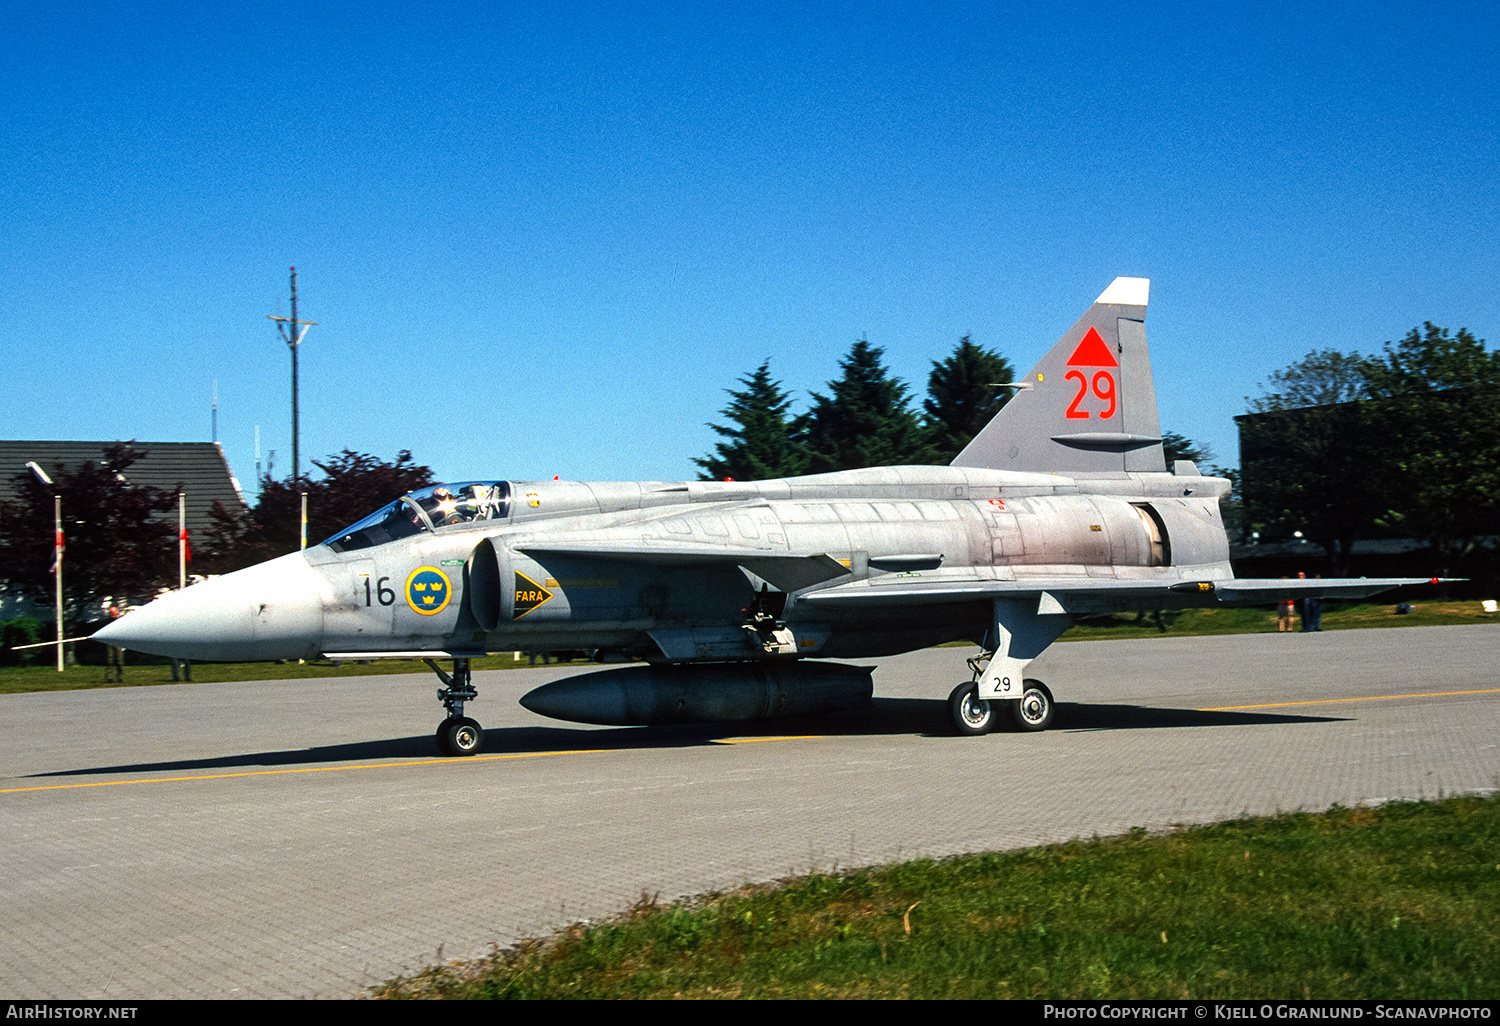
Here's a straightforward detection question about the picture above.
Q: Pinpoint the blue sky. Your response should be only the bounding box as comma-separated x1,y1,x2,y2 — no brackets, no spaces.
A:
5,1,1496,503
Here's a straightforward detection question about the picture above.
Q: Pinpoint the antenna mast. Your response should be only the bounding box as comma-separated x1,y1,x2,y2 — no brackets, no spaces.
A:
267,266,317,485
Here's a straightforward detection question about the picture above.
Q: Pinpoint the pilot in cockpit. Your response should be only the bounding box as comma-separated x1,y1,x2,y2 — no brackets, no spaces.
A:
420,487,459,526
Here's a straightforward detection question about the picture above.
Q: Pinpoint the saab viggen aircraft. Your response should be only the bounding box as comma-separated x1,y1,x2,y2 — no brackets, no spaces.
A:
96,278,1440,755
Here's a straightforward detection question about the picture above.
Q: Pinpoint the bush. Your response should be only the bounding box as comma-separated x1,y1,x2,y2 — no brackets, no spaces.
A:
0,617,42,666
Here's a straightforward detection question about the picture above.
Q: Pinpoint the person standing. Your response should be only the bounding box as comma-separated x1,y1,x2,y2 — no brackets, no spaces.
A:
1304,574,1324,632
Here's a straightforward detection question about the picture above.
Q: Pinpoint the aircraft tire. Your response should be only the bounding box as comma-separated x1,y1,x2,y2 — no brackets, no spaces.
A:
434,718,454,756
1010,679,1054,732
438,716,484,757
949,682,995,736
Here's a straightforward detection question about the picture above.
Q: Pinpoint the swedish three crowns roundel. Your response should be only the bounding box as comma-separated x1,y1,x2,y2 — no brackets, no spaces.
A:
405,566,452,615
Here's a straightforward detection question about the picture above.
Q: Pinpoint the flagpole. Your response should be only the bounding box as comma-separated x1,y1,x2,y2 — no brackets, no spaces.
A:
54,494,63,673
178,492,187,590
27,462,62,672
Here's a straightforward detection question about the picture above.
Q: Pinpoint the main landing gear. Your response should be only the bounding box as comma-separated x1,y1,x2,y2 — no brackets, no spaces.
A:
948,650,1055,736
427,657,483,756
947,678,1055,735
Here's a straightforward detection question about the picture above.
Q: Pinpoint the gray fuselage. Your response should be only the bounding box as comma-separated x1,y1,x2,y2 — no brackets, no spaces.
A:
293,464,1231,665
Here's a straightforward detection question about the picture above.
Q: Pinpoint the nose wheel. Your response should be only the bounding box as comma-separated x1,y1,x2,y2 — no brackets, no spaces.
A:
436,715,484,756
426,657,484,756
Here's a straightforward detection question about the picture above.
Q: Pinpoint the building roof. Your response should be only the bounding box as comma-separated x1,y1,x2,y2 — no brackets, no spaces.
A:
0,441,248,537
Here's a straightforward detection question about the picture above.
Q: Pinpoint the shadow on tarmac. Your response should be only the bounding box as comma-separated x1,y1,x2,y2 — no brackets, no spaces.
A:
838,697,1345,737
31,697,1345,779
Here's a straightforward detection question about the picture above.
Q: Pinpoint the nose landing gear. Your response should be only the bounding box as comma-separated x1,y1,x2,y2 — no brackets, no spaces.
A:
427,657,484,756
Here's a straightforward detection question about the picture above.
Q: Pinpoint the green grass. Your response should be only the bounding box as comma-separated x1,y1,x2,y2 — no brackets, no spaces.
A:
1,599,1491,695
373,794,1500,1000
0,652,595,694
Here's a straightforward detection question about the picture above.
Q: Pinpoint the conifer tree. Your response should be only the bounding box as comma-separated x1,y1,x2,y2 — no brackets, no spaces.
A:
922,336,1015,462
802,338,934,473
693,361,809,481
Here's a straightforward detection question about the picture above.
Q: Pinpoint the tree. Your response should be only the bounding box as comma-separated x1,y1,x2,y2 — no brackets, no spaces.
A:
802,338,935,473
1360,323,1500,577
1238,332,1500,580
1238,351,1388,575
922,336,1015,463
0,443,178,626
1244,349,1369,412
1160,431,1215,467
204,450,435,573
312,449,437,539
693,361,809,481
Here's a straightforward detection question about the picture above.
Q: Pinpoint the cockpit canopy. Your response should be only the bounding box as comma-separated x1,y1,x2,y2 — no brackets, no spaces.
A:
322,482,510,553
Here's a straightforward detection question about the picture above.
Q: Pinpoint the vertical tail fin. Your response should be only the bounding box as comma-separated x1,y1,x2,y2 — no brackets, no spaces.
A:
950,277,1164,475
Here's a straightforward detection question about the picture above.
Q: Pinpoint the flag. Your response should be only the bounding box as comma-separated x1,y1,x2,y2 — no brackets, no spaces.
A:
180,527,192,563
50,528,64,574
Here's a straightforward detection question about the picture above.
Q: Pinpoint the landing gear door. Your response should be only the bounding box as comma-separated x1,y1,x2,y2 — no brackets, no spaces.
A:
976,597,1071,700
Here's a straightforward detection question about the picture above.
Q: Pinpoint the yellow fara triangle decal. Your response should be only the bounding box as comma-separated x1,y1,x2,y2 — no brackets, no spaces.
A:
513,571,554,619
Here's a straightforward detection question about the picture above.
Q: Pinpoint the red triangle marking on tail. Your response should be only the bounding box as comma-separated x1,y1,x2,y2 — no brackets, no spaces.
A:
1066,326,1118,367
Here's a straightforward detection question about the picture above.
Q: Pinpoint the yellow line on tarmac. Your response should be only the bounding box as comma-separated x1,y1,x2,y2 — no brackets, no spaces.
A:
1204,687,1500,712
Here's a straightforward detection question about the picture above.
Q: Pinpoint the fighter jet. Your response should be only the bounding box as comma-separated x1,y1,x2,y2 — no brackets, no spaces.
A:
95,278,1439,755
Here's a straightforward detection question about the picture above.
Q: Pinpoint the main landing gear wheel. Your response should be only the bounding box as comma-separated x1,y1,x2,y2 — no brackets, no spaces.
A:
949,681,996,736
1010,679,1055,732
436,716,484,757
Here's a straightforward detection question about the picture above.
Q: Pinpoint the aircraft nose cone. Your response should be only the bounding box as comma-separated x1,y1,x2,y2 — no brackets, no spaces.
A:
93,552,327,662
